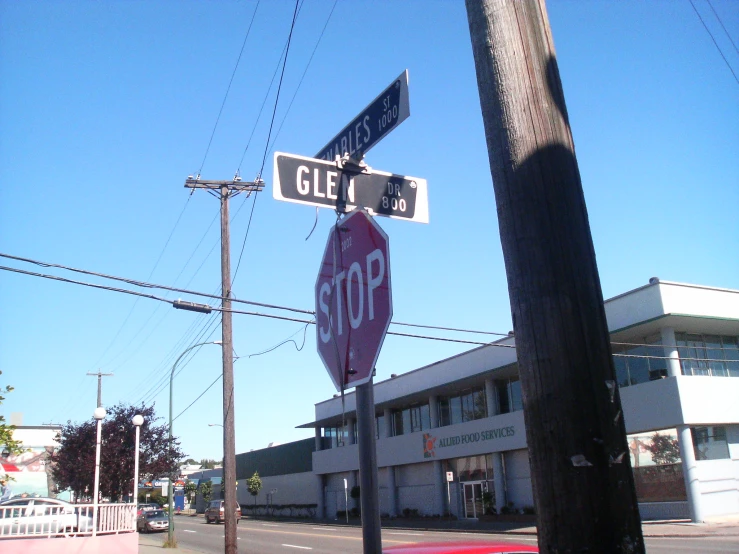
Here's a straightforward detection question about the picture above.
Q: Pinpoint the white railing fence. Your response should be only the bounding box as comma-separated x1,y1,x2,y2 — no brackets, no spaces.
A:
0,502,136,539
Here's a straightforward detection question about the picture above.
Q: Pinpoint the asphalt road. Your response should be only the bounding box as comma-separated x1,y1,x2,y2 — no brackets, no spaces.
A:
142,518,739,554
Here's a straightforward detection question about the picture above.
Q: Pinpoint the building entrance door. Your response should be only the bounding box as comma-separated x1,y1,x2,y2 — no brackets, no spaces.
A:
463,482,484,519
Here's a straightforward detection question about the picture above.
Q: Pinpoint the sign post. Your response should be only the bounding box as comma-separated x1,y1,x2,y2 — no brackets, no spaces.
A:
446,471,454,520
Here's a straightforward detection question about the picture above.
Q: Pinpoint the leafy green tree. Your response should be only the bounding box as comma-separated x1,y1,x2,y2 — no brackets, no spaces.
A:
646,432,681,465
183,458,198,466
184,480,197,505
52,403,185,501
247,471,262,505
199,480,213,505
0,373,24,494
199,458,218,469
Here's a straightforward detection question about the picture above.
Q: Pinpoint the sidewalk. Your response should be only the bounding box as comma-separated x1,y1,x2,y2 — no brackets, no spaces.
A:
138,532,200,554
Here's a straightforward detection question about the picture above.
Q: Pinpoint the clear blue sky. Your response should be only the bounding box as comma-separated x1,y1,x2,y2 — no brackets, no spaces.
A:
1,1,737,463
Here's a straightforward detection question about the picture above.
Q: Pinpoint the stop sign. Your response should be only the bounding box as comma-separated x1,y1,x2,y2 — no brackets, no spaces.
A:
315,209,392,391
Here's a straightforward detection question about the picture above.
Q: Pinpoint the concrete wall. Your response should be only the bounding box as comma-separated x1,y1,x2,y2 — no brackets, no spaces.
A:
313,410,526,475
237,471,316,507
503,449,533,509
620,376,739,434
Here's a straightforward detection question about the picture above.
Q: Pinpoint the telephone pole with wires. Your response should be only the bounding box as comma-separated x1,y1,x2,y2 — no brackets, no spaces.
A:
86,371,113,408
184,175,264,554
465,0,644,552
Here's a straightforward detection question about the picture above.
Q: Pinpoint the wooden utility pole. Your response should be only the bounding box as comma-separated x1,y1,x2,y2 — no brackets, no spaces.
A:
184,176,264,554
464,1,644,552
86,371,113,408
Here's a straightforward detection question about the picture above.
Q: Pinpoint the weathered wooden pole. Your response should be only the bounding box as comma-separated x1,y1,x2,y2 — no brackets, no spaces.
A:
465,1,645,552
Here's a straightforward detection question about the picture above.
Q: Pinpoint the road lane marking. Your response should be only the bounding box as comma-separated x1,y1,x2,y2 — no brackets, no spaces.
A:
183,530,196,533
262,523,279,526
240,526,407,544
312,527,337,531
282,546,312,550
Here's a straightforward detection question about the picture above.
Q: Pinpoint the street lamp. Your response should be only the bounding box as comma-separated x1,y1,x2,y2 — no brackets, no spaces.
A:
168,340,222,545
92,407,106,537
132,415,144,508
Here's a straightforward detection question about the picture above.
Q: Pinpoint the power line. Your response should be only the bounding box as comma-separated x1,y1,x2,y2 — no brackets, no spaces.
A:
232,0,302,284
197,1,262,176
706,0,739,57
0,252,313,316
689,0,739,86
266,0,339,156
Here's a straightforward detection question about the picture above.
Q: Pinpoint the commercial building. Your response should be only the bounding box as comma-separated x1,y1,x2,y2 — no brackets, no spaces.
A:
298,279,739,522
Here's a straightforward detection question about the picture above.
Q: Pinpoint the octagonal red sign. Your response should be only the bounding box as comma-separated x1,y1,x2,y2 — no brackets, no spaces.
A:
315,209,392,391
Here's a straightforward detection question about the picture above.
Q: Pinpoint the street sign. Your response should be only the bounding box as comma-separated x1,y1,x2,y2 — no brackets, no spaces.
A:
315,70,410,162
315,210,392,391
446,472,454,482
273,152,429,223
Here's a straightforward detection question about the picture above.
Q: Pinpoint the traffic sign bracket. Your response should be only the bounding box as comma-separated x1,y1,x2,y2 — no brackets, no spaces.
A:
334,154,372,175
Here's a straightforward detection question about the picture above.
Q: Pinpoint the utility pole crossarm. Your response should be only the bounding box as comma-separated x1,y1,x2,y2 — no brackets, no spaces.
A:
184,178,265,193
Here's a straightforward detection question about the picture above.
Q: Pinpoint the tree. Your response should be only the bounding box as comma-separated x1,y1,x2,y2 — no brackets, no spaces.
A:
0,372,24,497
246,471,262,505
199,480,213,505
647,432,681,465
183,458,198,466
52,402,185,501
199,458,218,469
184,480,197,506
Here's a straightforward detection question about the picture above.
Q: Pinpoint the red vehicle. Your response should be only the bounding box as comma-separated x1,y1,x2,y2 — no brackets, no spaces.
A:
383,541,538,554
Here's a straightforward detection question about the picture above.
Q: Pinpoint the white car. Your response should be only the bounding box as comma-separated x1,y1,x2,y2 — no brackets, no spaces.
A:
0,497,93,536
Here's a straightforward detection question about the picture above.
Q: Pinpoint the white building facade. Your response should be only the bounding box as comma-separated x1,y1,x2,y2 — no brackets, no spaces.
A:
301,279,739,522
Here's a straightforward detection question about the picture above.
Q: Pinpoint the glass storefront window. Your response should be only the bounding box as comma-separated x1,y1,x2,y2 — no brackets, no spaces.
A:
438,388,487,426
676,334,739,378
613,336,669,387
692,426,730,460
392,403,431,436
496,378,522,414
375,414,385,439
627,429,686,502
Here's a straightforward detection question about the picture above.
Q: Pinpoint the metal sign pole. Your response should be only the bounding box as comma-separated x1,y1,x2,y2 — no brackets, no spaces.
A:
356,379,382,553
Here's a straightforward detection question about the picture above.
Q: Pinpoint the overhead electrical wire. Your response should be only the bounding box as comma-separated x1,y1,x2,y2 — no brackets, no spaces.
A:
197,0,262,176
232,0,302,284
266,0,339,156
706,0,739,56
689,0,739,85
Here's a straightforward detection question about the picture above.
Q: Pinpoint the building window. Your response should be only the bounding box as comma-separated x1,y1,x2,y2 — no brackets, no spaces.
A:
692,426,730,460
391,403,431,436
375,414,385,439
496,379,522,414
612,336,669,387
438,387,487,426
323,425,348,448
677,334,739,378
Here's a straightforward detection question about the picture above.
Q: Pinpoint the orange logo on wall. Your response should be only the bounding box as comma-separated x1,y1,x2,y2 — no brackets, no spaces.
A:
423,433,437,458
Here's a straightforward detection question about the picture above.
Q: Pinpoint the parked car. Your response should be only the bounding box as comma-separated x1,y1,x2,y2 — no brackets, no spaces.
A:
136,503,159,516
0,497,93,536
204,500,240,524
383,541,538,554
136,509,169,533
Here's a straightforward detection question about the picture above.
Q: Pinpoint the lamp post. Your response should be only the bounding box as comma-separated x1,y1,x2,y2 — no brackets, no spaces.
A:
168,340,222,545
132,415,144,509
92,407,106,537
207,424,224,499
